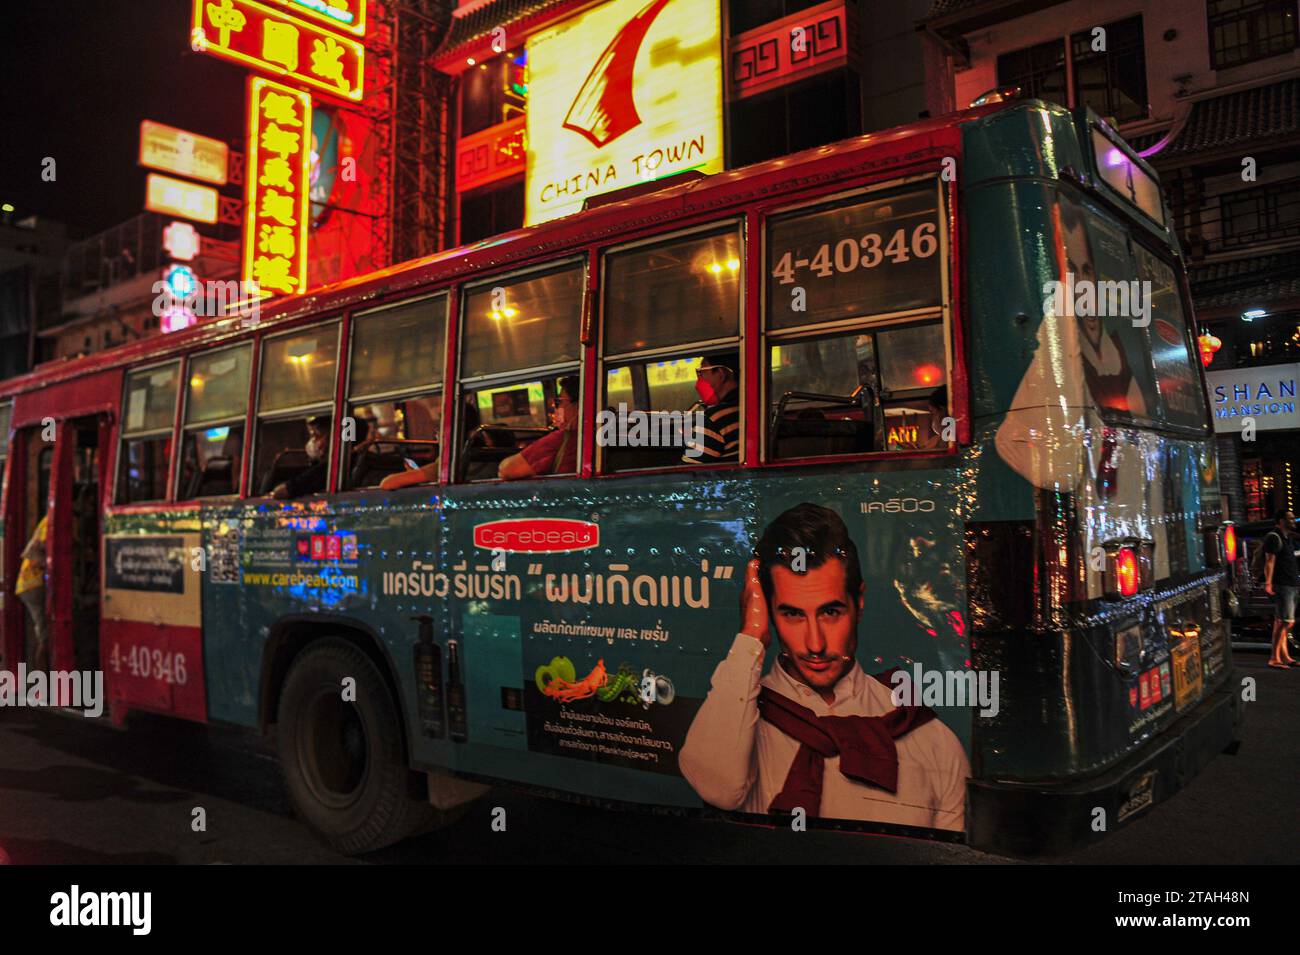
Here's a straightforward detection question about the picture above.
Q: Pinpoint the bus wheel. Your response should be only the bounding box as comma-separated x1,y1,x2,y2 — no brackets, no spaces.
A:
276,639,433,854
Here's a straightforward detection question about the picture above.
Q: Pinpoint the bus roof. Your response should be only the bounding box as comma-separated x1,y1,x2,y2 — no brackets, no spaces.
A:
0,100,1017,403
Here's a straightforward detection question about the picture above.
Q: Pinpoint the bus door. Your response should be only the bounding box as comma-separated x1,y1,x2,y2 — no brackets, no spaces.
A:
1,424,54,675
45,415,109,682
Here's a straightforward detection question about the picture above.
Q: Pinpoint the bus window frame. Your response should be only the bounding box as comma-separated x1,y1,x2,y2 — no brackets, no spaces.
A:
452,256,588,485
249,319,342,500
342,291,450,491
594,218,746,477
757,173,957,468
114,357,182,506
174,342,253,503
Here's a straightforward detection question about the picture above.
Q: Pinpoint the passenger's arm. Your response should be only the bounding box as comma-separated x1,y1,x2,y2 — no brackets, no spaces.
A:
379,461,439,491
498,452,536,481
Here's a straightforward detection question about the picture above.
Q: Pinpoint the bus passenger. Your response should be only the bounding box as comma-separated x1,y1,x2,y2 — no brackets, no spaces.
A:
680,502,970,829
683,353,739,464
270,415,330,499
16,513,49,672
499,376,579,480
917,385,950,450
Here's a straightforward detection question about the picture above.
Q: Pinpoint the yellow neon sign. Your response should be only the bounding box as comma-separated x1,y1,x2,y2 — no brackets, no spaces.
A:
525,0,724,225
145,173,220,224
243,77,312,298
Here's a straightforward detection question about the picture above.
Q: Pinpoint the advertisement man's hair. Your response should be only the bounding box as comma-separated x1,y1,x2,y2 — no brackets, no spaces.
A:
755,503,863,604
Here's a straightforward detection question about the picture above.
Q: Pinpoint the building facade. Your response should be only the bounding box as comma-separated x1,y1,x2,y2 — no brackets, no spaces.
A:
920,0,1300,523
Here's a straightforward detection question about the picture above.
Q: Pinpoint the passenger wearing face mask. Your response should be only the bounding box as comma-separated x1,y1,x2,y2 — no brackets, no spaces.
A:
683,353,740,464
271,415,330,499
498,376,579,480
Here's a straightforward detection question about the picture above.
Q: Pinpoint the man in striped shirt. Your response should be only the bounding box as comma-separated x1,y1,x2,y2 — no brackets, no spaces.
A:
684,353,740,464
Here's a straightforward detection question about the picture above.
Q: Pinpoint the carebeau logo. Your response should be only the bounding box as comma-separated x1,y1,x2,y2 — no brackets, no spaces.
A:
474,519,600,553
563,0,673,147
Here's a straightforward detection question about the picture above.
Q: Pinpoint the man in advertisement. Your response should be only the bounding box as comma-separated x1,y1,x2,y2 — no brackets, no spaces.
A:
679,503,970,830
1261,508,1300,670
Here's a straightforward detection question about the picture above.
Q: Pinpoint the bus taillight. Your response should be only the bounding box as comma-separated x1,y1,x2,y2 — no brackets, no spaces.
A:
1115,548,1140,597
1104,542,1142,600
1223,523,1237,563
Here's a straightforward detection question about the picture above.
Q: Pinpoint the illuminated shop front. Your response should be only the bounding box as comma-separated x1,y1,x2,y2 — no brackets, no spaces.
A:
438,0,874,245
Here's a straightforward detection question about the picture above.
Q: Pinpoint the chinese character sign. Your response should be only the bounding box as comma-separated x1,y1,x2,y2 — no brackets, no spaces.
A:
244,77,312,297
266,0,366,37
193,0,364,101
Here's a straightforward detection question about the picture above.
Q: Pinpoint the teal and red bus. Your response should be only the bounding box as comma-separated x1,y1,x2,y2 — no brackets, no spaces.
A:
0,99,1240,855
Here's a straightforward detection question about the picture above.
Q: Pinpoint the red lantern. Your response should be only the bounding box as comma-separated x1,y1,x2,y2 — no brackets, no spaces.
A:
1197,331,1222,367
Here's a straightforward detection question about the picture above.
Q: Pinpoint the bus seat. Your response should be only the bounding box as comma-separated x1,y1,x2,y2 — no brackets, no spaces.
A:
772,417,870,459
186,456,234,499
259,448,310,495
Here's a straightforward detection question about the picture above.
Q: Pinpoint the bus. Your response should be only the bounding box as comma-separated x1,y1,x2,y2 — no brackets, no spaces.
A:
0,99,1240,856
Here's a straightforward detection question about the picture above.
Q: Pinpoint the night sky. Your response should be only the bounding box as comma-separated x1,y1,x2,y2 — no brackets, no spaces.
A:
0,0,246,237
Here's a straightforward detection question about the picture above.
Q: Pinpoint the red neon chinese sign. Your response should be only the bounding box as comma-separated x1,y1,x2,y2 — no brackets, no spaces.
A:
192,0,365,101
243,77,312,297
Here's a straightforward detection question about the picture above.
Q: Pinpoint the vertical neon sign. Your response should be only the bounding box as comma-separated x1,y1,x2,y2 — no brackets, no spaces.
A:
244,76,312,298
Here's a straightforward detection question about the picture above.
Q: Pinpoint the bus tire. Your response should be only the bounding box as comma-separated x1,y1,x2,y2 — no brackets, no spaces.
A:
276,638,433,854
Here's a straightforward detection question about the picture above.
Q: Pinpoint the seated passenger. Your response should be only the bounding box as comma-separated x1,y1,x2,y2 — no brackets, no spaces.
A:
270,415,329,500
917,385,949,451
683,353,739,464
499,376,579,480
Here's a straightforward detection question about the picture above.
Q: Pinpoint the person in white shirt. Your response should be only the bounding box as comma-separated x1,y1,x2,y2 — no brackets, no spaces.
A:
679,503,970,831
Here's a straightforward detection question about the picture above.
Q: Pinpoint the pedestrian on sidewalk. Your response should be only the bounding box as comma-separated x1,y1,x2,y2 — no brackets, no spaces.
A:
1262,508,1299,670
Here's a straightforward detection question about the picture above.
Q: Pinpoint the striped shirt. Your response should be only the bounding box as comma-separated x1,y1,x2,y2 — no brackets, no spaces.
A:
684,390,740,463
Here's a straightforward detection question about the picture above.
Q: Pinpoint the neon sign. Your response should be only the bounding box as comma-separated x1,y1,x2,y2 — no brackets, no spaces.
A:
267,0,366,36
145,173,219,224
525,0,724,225
192,0,365,101
243,76,312,297
140,121,229,185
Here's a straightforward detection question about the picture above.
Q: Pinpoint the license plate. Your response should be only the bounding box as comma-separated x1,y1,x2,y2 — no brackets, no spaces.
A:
1172,639,1203,713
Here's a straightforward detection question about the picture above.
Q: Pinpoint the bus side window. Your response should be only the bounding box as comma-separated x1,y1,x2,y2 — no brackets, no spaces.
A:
455,263,583,482
116,361,180,504
345,294,447,490
599,225,743,472
764,181,947,461
177,344,251,499
253,324,340,499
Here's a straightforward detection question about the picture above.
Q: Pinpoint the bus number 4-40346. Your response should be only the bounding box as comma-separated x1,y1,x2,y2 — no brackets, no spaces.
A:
771,223,937,284
109,643,189,686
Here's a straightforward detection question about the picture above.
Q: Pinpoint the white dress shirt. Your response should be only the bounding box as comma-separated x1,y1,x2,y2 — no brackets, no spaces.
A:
680,634,970,831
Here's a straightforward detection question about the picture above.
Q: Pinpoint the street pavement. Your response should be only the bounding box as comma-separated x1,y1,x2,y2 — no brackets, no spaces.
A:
0,651,1294,865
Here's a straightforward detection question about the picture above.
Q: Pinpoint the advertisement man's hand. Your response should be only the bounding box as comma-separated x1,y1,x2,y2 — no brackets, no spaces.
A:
740,558,771,648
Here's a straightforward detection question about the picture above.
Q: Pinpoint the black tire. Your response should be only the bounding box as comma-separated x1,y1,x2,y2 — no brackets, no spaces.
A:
276,638,434,854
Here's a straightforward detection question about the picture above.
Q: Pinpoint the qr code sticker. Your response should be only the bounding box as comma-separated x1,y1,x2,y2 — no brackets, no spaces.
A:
209,524,241,585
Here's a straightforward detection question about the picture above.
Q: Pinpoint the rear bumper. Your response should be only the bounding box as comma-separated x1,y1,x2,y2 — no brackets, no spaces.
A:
967,673,1241,857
